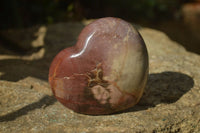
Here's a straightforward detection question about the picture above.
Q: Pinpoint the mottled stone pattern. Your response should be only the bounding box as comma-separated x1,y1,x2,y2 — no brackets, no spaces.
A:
0,21,200,132
49,17,149,115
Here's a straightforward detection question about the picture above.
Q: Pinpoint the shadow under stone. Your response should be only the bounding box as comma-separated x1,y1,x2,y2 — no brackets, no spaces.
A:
125,71,194,112
0,95,56,122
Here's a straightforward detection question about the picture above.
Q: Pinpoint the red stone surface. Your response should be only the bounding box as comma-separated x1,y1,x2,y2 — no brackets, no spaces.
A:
49,17,149,115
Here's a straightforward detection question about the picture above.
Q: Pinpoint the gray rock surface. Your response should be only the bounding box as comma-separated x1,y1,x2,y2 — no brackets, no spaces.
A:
0,21,200,132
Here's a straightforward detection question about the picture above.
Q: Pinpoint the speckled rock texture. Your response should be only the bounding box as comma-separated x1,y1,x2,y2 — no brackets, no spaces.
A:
0,21,200,132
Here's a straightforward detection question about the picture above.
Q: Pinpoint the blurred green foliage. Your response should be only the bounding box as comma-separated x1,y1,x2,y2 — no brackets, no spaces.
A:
81,0,184,20
0,0,187,29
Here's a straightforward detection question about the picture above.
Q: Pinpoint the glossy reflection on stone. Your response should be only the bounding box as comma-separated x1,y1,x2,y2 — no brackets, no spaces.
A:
49,17,149,115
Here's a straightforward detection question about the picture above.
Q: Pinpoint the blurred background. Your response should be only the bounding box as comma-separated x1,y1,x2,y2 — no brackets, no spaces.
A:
0,0,200,54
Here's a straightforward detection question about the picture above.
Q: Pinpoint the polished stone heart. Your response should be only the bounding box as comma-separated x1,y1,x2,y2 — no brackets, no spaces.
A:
49,17,149,115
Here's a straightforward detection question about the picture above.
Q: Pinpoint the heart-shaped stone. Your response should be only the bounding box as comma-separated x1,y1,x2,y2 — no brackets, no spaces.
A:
49,17,149,115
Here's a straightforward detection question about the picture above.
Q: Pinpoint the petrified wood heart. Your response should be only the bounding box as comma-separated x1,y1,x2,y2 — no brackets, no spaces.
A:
49,17,149,115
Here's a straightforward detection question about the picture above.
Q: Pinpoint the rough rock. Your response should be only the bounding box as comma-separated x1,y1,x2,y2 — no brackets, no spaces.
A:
0,21,200,132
